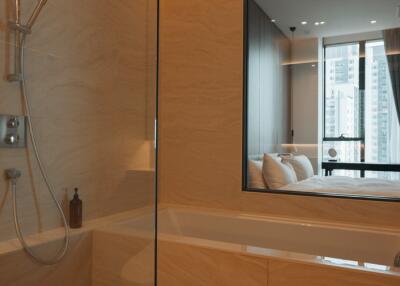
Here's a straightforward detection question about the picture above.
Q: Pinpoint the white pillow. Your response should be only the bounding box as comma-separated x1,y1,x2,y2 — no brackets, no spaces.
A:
283,154,314,181
262,154,297,189
248,160,267,189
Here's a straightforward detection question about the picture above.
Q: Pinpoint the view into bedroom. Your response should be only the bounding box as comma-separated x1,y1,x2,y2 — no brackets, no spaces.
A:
245,0,400,200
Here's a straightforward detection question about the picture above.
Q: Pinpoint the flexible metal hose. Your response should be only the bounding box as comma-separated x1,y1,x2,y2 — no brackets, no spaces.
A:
11,34,70,265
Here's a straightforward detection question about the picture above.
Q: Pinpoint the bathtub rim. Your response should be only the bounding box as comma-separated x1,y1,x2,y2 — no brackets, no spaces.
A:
158,203,400,235
0,206,155,256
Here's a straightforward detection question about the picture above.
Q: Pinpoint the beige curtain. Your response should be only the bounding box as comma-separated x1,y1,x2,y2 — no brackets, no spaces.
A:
383,28,400,125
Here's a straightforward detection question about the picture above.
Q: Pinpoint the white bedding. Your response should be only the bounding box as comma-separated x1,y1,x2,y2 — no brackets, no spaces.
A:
280,176,400,198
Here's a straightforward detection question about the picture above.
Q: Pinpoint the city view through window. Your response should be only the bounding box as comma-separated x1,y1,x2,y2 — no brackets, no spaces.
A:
324,41,400,179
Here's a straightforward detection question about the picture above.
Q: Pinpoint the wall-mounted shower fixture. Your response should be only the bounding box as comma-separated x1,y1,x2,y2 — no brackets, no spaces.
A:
5,0,70,265
0,114,26,148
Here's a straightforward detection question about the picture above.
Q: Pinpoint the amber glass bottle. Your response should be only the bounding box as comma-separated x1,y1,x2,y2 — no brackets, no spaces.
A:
69,188,82,228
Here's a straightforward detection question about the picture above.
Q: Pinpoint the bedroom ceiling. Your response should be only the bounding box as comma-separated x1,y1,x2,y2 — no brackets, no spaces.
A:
254,0,400,39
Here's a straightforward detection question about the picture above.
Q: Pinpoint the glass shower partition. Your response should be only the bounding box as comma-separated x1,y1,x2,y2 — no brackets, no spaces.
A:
0,0,158,285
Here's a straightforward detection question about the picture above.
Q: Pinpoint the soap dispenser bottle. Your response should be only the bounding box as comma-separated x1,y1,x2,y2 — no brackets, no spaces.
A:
69,188,82,229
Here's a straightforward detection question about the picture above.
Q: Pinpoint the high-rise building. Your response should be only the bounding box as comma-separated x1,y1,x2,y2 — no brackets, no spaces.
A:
365,41,400,179
324,41,400,179
324,44,360,168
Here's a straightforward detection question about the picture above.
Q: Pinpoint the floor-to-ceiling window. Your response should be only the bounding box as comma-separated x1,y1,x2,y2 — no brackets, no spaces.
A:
365,40,400,178
323,40,400,179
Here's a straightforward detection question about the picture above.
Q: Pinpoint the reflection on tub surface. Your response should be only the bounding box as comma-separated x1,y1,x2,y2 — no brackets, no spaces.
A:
135,206,400,269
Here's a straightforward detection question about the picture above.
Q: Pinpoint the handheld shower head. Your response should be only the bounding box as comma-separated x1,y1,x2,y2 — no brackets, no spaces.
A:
27,0,48,29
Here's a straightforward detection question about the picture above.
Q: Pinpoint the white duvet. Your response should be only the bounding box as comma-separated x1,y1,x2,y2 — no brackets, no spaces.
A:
281,176,400,198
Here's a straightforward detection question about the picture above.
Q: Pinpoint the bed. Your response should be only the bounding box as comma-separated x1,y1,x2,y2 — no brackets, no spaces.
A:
248,158,400,198
281,175,400,198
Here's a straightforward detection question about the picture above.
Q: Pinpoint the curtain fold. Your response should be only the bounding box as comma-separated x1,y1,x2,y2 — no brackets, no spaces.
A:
383,28,400,125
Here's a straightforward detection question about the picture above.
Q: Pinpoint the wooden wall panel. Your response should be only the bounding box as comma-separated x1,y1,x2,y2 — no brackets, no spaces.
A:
158,0,400,229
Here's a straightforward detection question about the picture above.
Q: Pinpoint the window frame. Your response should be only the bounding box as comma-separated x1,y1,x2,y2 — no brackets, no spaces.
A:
242,0,400,202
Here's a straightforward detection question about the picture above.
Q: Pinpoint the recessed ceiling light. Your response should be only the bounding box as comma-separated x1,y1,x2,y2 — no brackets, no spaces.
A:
301,21,308,25
320,21,326,25
370,20,377,24
314,22,320,26
271,19,276,23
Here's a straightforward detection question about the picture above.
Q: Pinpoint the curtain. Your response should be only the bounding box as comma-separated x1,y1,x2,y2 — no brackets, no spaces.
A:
383,28,400,125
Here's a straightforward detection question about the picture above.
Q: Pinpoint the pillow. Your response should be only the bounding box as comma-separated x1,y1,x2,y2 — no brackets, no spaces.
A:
283,154,314,181
248,160,267,189
262,154,297,189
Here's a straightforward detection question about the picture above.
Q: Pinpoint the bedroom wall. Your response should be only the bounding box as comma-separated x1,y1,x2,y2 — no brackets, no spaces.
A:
291,38,320,172
158,0,400,229
247,0,291,157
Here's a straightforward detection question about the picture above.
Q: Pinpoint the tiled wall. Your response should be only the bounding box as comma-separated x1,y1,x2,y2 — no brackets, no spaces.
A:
0,0,157,241
158,0,400,228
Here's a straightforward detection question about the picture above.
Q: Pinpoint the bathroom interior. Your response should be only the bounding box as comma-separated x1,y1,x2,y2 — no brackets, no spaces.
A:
0,0,399,285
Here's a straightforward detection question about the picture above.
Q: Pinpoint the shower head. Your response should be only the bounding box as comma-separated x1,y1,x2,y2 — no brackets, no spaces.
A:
26,0,48,29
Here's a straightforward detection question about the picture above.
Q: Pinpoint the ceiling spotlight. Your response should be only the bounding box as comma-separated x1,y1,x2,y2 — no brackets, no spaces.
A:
314,22,320,26
301,21,308,25
320,21,326,25
271,19,276,23
370,20,377,24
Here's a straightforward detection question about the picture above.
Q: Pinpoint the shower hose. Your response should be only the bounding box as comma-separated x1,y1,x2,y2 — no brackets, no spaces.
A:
8,33,70,265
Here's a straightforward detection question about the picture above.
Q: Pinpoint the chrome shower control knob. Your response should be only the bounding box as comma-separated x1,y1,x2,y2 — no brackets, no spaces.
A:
7,117,20,128
5,134,19,145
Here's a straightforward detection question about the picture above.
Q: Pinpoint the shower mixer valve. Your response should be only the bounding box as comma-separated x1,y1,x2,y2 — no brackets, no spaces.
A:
0,114,26,148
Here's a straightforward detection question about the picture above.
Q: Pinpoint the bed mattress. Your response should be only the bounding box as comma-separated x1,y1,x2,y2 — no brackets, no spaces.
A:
281,176,400,198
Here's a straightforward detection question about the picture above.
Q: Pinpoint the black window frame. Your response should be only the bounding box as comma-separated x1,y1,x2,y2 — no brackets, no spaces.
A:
242,0,400,202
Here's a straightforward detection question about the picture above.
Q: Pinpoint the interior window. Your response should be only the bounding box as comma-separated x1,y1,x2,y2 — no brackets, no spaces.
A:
244,0,400,200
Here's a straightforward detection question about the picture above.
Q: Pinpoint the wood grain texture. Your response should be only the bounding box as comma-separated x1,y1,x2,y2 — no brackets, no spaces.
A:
158,240,269,286
158,0,400,228
158,239,399,286
269,259,400,286
0,0,157,241
0,233,92,286
92,230,154,286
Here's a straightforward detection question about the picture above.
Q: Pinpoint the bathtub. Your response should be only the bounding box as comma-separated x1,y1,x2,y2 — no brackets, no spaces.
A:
1,206,399,286
152,205,400,285
156,206,400,267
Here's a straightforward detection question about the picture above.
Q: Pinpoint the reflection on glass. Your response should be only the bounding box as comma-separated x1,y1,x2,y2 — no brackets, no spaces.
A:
322,257,359,266
364,262,390,271
322,257,391,272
